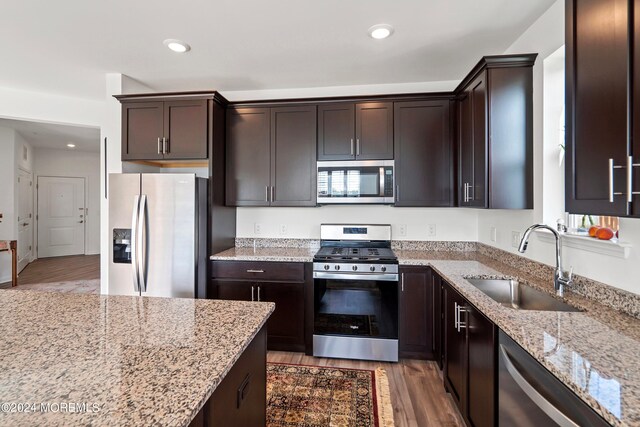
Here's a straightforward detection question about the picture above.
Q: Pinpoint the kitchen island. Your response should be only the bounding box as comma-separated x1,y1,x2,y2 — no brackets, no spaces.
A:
0,290,274,427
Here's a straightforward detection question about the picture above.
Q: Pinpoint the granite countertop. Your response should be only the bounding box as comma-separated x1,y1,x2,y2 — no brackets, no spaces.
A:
211,246,317,263
211,245,640,426
0,290,274,427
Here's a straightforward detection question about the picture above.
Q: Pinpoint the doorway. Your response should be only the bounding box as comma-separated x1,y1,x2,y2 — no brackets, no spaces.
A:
37,176,86,258
17,168,34,272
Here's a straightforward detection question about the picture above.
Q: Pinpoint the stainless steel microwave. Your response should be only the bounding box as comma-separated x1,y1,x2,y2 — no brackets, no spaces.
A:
317,160,395,204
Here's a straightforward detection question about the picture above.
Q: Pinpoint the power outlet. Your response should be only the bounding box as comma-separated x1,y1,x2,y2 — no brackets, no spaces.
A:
427,224,437,238
279,224,288,235
398,224,407,237
511,231,521,248
254,223,263,235
490,227,497,242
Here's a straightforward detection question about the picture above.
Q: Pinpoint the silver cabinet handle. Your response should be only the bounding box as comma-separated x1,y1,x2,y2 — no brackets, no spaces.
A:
401,272,404,292
157,137,162,155
356,138,361,156
463,183,467,203
350,138,354,156
609,158,625,202
246,269,265,273
468,183,473,201
270,186,274,203
457,305,467,331
266,186,269,202
162,137,168,154
499,345,580,427
257,286,261,302
251,285,255,302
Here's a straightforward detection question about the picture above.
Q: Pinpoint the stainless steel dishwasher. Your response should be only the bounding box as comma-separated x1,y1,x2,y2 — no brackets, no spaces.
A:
498,330,609,427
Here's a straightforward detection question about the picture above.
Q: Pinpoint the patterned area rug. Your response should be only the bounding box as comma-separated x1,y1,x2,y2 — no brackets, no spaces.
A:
13,279,100,294
267,363,394,427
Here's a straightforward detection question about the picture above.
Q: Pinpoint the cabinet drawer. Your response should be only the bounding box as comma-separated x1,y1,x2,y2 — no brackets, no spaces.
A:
211,261,304,282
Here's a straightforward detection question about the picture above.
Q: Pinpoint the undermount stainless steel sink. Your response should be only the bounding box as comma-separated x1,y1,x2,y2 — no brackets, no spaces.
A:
465,278,582,312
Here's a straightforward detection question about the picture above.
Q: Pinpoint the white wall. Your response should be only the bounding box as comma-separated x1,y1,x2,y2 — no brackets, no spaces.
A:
237,207,478,241
34,147,101,255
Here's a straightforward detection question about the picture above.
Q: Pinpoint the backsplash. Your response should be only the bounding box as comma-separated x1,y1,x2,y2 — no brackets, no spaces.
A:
478,243,640,319
235,238,320,249
391,240,477,252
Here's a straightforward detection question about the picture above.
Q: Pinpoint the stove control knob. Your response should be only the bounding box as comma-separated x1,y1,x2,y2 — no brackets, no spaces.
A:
334,265,340,270
370,266,376,272
324,265,330,270
352,265,358,271
381,266,387,272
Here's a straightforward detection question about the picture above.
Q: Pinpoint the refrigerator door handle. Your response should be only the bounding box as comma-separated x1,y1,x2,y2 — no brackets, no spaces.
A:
137,194,148,293
131,195,141,293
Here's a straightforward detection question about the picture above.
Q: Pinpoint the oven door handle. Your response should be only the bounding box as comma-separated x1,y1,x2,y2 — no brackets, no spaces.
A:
313,271,399,281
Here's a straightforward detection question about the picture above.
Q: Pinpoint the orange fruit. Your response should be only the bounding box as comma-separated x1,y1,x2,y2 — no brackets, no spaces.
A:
595,227,614,240
588,226,601,237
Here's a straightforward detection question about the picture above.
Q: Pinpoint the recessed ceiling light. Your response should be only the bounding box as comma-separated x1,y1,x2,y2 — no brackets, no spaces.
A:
66,143,76,148
163,39,191,53
368,24,394,40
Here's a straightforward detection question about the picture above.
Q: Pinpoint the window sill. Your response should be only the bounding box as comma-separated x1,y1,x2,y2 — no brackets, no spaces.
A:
534,229,631,259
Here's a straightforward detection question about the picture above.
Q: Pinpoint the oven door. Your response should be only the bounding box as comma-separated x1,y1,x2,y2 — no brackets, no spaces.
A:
313,274,399,362
317,160,394,204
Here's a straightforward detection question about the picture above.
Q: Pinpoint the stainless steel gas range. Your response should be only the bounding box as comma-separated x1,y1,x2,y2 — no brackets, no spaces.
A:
312,224,399,362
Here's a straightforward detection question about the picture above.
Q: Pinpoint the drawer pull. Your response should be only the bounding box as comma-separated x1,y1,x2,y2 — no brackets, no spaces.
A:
237,373,251,409
246,269,265,273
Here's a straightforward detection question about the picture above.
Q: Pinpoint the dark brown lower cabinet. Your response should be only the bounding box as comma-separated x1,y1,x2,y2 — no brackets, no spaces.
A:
189,326,266,427
210,261,307,353
399,267,435,359
442,279,496,427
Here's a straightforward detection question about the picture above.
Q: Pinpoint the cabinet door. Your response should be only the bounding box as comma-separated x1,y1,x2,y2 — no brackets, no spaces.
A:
121,101,164,160
566,0,629,215
212,280,253,301
163,99,208,159
444,284,466,411
470,74,487,208
317,103,355,160
226,108,271,206
467,304,496,427
394,100,453,207
355,102,394,160
398,268,434,359
270,106,317,207
259,282,305,351
633,0,640,216
458,92,474,206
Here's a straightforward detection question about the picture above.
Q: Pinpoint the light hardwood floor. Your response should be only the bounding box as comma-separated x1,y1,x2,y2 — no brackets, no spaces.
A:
267,351,465,427
16,255,100,285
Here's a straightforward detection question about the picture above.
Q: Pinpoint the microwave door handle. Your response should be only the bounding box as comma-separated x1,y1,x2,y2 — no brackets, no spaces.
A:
137,195,148,293
131,195,141,293
379,168,385,196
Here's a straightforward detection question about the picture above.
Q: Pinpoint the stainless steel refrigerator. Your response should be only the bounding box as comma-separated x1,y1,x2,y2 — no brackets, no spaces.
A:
108,173,207,298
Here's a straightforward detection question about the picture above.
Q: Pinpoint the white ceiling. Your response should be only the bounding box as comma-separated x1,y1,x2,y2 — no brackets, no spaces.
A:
0,119,100,152
0,0,556,101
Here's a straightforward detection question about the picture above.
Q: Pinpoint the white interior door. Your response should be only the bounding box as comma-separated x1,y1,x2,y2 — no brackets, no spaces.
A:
37,177,86,258
17,169,33,272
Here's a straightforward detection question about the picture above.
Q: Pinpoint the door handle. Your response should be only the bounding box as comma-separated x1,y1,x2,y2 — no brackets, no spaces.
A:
356,138,361,156
454,302,459,329
499,345,580,427
131,195,141,293
137,195,148,293
78,220,84,224
251,285,255,301
401,272,404,292
157,137,161,155
457,305,467,331
257,286,261,302
162,137,168,154
270,186,274,203
609,158,625,202
266,186,269,202
350,138,354,156
246,270,265,273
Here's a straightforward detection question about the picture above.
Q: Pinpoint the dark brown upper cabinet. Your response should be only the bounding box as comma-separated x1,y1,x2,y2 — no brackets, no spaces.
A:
456,55,536,209
566,0,635,216
318,102,393,160
116,93,223,161
226,105,317,207
394,99,454,207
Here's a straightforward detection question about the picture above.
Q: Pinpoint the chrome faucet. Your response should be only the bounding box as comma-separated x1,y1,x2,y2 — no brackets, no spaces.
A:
518,224,573,297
